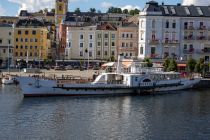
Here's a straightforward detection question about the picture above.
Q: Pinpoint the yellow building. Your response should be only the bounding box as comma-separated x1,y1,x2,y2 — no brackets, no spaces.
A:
14,19,52,62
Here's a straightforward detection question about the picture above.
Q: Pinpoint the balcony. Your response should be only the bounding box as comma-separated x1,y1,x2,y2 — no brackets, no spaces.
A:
196,48,210,54
150,54,161,59
198,26,206,30
184,26,195,30
183,48,194,54
196,36,206,41
183,35,195,41
149,39,159,45
164,39,179,44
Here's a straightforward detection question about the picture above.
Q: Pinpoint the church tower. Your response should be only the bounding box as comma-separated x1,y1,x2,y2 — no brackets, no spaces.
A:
55,0,68,26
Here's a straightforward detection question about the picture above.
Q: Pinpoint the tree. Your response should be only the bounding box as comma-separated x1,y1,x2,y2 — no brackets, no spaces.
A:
129,8,140,15
123,9,129,14
39,10,43,13
163,58,170,71
143,58,153,67
89,8,96,13
51,8,55,13
43,8,48,13
75,8,81,13
195,58,205,73
187,58,196,72
167,59,177,72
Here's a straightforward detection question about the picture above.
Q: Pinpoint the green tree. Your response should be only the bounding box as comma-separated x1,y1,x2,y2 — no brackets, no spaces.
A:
163,58,170,71
187,58,196,72
167,59,177,72
143,58,153,67
75,8,81,13
195,58,205,73
51,8,55,13
89,8,96,13
129,8,140,15
123,9,129,14
44,8,48,13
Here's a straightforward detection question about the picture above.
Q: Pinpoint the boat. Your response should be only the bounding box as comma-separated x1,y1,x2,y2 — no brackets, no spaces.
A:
2,75,15,85
15,58,201,97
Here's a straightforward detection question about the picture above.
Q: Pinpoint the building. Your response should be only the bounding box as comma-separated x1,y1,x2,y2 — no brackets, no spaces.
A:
117,22,138,59
96,23,118,61
139,1,210,66
65,25,97,60
13,19,53,62
0,16,18,24
0,23,14,67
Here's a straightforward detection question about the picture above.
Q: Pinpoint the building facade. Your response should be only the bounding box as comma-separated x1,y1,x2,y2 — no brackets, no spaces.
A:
0,23,14,67
139,1,210,64
117,22,138,59
14,19,52,62
66,25,97,60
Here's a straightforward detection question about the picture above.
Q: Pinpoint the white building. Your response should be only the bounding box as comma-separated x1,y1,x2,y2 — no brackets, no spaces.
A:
139,1,210,63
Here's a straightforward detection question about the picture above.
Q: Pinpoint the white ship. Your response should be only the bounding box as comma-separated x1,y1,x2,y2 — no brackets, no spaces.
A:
16,59,201,97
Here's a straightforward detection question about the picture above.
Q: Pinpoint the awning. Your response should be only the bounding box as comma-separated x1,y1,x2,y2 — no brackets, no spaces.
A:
122,59,133,68
101,62,115,67
177,64,187,67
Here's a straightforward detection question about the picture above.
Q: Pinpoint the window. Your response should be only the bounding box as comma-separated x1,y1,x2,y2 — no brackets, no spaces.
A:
18,30,21,35
130,42,133,47
16,38,18,42
112,34,115,39
104,51,108,56
130,34,133,38
68,42,71,48
20,46,23,49
16,45,18,49
25,30,29,35
9,32,11,36
35,46,37,49
104,34,108,38
165,20,169,28
0,39,2,44
30,52,32,57
30,46,33,49
20,38,23,42
172,20,176,28
126,34,129,38
98,34,101,38
80,43,83,47
3,49,6,53
80,34,83,39
35,39,38,42
89,43,92,48
20,52,23,56
89,51,92,57
112,42,115,46
89,35,93,40
59,5,62,11
25,46,28,49
105,42,108,46
34,52,37,57
25,52,27,57
112,51,115,56
122,34,125,38
140,46,144,54
15,52,18,57
122,43,125,47
32,30,36,35
25,38,28,42
30,39,33,42
8,40,11,44
97,51,100,55
184,44,187,50
152,20,155,28
97,42,101,46
80,51,83,56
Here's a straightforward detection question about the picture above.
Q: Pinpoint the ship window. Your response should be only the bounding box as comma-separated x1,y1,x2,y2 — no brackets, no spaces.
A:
143,79,151,82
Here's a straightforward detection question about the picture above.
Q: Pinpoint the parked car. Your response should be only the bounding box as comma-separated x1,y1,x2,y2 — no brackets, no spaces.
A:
54,65,65,70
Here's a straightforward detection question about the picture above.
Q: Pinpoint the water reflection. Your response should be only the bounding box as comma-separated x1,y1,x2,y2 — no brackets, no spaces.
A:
0,85,210,139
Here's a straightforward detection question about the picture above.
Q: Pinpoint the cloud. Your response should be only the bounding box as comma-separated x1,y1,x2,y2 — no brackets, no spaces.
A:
101,2,113,8
0,5,6,16
121,5,140,11
8,0,55,14
182,0,210,6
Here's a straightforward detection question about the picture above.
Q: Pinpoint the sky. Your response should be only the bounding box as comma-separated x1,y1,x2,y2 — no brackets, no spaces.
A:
0,0,209,16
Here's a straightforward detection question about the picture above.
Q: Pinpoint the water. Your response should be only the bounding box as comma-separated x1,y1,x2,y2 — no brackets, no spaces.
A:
0,85,210,140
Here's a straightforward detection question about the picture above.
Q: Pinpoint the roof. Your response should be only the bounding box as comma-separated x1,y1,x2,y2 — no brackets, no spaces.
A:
15,18,46,27
121,22,138,27
97,23,117,31
142,1,210,17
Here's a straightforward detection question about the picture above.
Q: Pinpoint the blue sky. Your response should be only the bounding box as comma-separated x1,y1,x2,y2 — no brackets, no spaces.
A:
0,0,196,16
